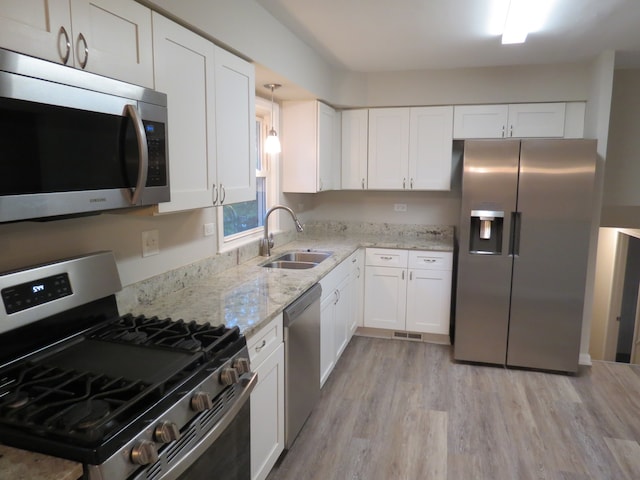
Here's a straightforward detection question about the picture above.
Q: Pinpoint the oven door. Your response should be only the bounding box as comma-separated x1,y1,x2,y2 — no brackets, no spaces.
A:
146,372,257,480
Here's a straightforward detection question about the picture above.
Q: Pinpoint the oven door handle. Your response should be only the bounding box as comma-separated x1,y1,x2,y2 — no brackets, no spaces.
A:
124,104,149,205
161,371,258,480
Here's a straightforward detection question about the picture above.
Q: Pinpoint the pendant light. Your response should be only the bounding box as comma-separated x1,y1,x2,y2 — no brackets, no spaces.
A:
264,83,282,155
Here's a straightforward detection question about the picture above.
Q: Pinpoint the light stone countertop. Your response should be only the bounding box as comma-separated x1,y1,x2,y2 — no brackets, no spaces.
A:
132,230,454,338
1,227,453,479
0,445,82,480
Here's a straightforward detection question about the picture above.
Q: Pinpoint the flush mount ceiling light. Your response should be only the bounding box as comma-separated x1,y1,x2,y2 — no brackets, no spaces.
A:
501,0,556,44
264,83,282,155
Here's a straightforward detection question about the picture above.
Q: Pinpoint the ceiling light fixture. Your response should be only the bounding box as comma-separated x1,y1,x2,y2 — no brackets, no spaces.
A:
501,0,556,45
264,83,282,155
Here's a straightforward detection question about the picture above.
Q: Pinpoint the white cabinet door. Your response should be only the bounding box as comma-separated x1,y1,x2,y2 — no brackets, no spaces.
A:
341,109,368,190
152,14,217,213
320,292,335,387
367,108,410,190
406,269,452,334
333,272,351,360
0,0,153,87
348,249,365,337
0,0,72,66
318,102,337,192
250,342,284,480
409,106,453,191
363,266,407,330
508,103,566,138
282,100,339,193
214,46,256,205
454,103,567,139
453,105,508,139
69,0,153,87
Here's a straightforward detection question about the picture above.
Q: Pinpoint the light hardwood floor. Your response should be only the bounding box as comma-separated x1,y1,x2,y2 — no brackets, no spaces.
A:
267,335,640,480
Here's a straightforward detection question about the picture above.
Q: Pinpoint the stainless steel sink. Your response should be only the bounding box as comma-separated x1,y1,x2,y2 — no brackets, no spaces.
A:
261,260,317,269
261,250,332,269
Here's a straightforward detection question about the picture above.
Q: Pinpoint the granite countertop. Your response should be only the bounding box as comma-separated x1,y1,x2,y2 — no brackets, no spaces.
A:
1,227,453,479
0,445,82,480
133,231,454,338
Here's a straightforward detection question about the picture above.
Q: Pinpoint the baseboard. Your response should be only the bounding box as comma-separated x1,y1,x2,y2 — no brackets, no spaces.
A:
579,353,592,366
355,326,451,345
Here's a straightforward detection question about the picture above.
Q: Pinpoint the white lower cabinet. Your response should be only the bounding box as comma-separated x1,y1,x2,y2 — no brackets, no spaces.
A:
364,248,452,336
248,315,284,480
320,252,359,387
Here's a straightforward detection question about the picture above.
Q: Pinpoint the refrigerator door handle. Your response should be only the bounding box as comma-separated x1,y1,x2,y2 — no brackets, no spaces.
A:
509,211,522,257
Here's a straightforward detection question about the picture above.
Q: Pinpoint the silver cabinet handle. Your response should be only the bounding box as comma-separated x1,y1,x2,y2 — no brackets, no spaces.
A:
58,26,71,64
123,104,148,205
380,256,393,261
77,32,88,69
409,271,413,280
219,184,226,204
255,339,267,352
410,178,414,189
401,270,405,280
357,266,361,278
352,257,357,263
361,178,365,189
509,125,514,137
212,185,218,205
501,125,505,138
422,258,437,263
402,178,406,189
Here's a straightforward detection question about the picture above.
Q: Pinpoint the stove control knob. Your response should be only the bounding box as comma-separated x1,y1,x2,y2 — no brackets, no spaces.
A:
220,367,240,386
191,391,213,412
130,440,158,466
233,357,251,375
154,421,181,443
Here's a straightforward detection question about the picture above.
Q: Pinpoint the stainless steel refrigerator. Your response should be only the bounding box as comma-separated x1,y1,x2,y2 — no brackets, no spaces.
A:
454,139,597,373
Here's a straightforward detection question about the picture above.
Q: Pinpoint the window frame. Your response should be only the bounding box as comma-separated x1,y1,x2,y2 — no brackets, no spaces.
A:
216,96,279,252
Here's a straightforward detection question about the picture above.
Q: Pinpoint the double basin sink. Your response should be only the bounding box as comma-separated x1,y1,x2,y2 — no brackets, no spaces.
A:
261,250,332,269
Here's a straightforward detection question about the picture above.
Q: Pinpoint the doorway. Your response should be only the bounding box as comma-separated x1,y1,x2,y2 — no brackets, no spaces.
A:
615,235,640,362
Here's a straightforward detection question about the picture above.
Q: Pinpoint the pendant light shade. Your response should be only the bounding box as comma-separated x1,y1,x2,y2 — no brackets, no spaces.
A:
264,83,282,155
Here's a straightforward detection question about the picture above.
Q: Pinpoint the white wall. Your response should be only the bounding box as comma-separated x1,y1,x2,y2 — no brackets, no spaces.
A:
601,69,640,226
579,50,616,364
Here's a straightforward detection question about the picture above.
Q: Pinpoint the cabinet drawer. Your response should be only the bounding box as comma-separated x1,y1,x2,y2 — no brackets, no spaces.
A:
365,248,408,268
408,251,452,270
247,313,283,367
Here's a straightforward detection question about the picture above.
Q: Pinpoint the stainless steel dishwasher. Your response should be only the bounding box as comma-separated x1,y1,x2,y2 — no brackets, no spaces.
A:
283,283,322,449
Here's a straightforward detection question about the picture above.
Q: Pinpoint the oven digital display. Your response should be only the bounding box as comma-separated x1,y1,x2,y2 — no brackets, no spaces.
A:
1,273,72,314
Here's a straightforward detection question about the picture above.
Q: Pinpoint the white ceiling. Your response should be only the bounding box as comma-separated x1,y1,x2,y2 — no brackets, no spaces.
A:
255,0,640,72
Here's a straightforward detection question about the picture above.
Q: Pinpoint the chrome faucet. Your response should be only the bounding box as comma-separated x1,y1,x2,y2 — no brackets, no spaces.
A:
260,205,304,256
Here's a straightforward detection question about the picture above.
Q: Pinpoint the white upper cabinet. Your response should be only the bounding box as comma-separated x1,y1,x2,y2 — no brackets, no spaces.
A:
0,0,154,88
152,15,255,213
282,100,340,193
409,106,453,190
368,106,453,191
453,103,569,139
367,108,411,190
153,13,217,213
214,46,256,205
341,109,369,190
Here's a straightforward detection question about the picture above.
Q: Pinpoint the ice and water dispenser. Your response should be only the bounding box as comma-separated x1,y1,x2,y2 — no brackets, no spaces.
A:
469,210,504,254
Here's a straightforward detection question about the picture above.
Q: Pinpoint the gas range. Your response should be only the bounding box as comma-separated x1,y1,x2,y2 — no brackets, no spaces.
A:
0,252,256,480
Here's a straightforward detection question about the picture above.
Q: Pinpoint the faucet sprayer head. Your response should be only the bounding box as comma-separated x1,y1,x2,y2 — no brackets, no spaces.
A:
294,219,304,232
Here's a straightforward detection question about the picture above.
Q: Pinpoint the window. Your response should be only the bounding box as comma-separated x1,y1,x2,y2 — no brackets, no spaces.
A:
218,97,276,249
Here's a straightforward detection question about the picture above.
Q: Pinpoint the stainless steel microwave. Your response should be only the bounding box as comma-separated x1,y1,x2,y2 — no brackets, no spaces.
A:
0,48,169,223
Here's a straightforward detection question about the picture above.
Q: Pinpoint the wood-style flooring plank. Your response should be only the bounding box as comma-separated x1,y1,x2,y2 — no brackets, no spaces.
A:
266,336,640,480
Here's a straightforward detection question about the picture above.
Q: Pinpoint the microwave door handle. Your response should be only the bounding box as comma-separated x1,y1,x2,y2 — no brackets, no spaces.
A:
124,104,148,205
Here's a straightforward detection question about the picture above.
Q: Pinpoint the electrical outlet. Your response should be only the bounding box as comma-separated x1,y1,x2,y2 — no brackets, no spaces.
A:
141,230,160,257
394,203,407,212
204,223,215,237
